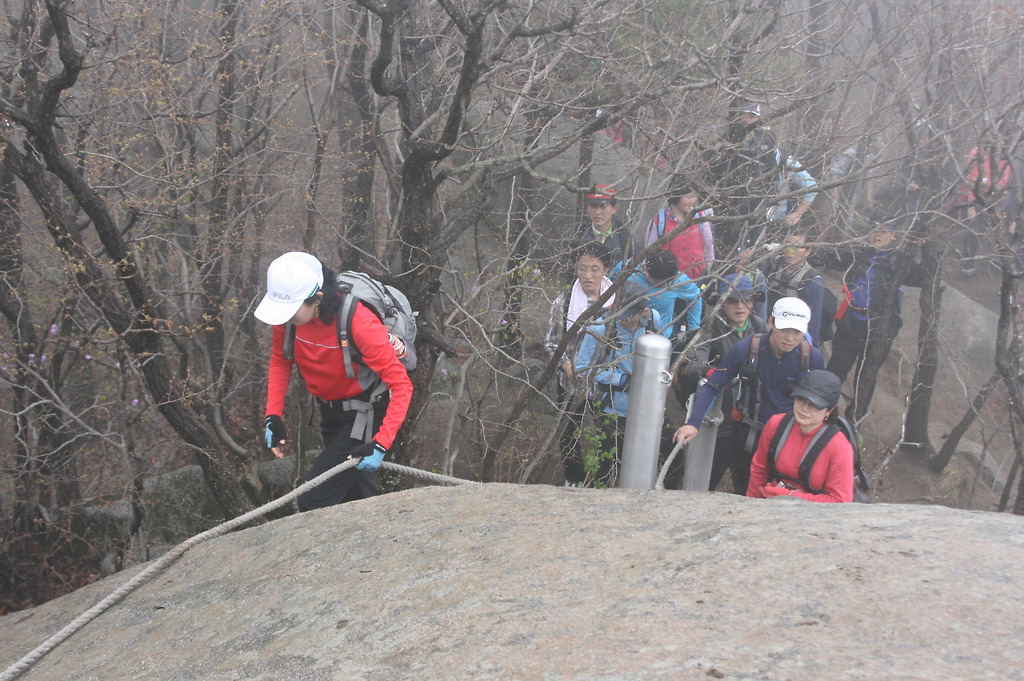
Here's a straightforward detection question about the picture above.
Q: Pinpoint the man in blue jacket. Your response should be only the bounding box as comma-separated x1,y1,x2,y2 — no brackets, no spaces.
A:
612,249,703,343
673,297,825,494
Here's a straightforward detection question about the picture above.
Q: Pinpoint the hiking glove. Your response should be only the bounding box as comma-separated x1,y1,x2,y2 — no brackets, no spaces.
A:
352,440,387,471
264,415,287,449
388,333,408,359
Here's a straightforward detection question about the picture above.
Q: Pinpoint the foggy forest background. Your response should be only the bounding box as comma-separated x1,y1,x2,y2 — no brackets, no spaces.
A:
3,0,1024,610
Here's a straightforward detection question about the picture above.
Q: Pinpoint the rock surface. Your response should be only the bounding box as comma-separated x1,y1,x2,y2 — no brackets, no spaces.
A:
3,484,1024,680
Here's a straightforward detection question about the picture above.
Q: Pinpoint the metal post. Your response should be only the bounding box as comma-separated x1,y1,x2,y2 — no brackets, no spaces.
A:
682,385,724,491
619,333,672,490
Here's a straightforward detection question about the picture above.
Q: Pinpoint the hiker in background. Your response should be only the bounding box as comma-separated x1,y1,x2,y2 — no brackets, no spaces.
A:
612,249,702,488
561,184,638,283
711,101,815,252
643,182,715,280
545,242,615,487
256,252,413,511
747,370,854,503
672,273,768,483
945,145,1012,276
823,138,878,237
898,120,942,228
822,212,922,384
766,150,817,229
673,297,825,494
575,282,668,486
710,101,779,251
758,228,829,347
613,249,703,342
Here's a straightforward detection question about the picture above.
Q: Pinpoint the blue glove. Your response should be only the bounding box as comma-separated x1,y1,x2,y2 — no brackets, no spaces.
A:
352,440,387,471
265,415,287,449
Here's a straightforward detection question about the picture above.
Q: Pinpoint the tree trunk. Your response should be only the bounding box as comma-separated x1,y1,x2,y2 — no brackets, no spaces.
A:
797,0,828,159
576,134,594,221
929,371,1000,473
903,237,943,454
998,407,1021,513
0,165,39,523
339,7,380,269
499,117,543,357
1014,441,1024,516
7,147,254,517
198,0,239,381
2,2,254,516
994,242,1024,517
391,159,443,468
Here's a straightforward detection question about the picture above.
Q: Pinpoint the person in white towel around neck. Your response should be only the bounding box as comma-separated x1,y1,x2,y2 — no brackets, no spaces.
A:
544,241,615,486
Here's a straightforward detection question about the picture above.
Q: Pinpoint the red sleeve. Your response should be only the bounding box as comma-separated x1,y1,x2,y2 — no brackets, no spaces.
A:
790,432,854,503
265,323,294,418
349,303,413,449
997,158,1011,188
747,414,782,498
964,148,981,184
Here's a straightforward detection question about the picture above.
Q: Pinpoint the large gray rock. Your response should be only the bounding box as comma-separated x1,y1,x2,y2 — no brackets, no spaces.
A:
65,454,317,569
3,485,1024,680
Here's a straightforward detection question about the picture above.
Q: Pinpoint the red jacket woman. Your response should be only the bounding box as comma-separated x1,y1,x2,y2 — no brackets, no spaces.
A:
256,252,412,511
747,370,853,503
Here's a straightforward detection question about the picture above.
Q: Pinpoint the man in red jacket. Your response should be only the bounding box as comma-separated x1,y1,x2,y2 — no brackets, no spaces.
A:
255,252,413,511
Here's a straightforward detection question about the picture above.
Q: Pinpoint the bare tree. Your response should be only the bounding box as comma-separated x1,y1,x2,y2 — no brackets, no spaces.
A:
0,0,314,519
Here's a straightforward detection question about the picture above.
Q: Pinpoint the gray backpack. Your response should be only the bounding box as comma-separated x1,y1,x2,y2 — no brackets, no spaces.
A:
284,271,418,375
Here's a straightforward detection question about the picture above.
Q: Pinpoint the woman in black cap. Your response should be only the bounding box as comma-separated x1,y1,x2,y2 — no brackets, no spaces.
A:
747,369,854,502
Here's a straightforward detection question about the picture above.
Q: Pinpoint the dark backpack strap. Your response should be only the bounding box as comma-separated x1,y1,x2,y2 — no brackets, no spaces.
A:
336,288,359,379
788,262,813,288
796,423,842,494
562,286,573,327
768,415,841,492
769,262,815,301
799,338,811,372
283,322,296,360
766,413,797,482
742,335,762,426
838,416,871,494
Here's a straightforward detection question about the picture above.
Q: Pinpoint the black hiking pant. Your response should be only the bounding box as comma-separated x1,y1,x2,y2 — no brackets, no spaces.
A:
826,315,900,384
297,396,387,512
709,422,759,495
557,383,588,485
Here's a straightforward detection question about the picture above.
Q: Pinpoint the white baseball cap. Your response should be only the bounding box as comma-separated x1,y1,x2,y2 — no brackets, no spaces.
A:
254,252,324,325
772,297,811,334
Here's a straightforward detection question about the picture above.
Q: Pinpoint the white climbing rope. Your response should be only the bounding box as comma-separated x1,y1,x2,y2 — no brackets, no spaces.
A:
381,460,478,487
0,458,475,681
655,440,685,491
